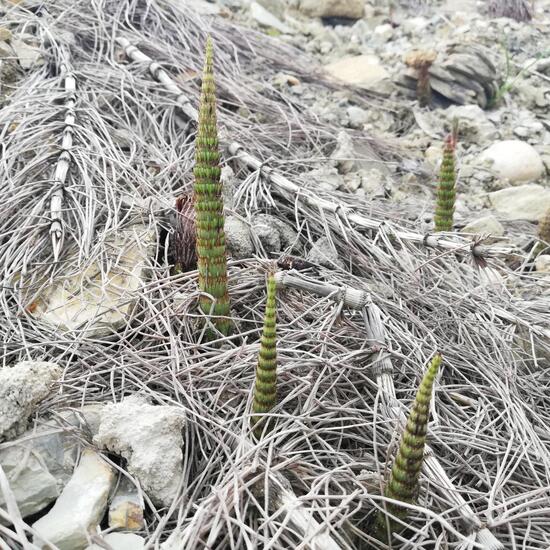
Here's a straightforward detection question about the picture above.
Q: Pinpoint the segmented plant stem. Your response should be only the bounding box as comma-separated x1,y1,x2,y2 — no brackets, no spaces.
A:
434,125,457,232
251,274,277,439
194,36,230,336
374,353,442,543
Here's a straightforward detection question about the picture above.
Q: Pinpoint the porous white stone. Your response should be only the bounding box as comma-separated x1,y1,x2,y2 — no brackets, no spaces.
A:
32,450,115,550
94,395,185,507
535,254,550,273
488,184,550,221
0,361,61,441
479,140,545,184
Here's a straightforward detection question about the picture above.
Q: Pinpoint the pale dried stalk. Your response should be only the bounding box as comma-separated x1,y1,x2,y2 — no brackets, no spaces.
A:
114,39,515,261
50,59,76,261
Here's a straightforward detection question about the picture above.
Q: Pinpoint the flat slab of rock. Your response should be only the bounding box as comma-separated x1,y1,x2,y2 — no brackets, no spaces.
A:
0,361,60,441
325,55,389,90
32,225,155,338
33,450,115,550
479,140,545,184
94,395,185,507
87,533,145,550
250,2,292,33
461,215,505,239
488,184,550,221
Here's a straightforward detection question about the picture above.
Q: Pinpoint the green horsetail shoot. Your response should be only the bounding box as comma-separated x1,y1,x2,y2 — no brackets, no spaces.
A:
251,274,278,439
193,36,230,337
373,353,442,543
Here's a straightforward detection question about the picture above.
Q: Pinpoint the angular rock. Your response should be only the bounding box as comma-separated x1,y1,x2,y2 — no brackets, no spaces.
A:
94,395,185,507
11,38,44,70
32,225,155,337
33,450,115,550
306,166,344,192
87,533,145,550
298,0,364,19
307,236,343,269
489,184,550,221
325,55,389,90
109,477,144,530
0,361,61,441
0,444,58,521
252,214,297,253
461,215,505,241
226,216,254,259
250,2,292,34
479,140,544,184
346,106,368,129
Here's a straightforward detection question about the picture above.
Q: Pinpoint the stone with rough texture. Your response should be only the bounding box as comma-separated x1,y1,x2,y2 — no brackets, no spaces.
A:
33,225,155,337
87,533,145,550
489,185,550,221
0,361,61,441
94,395,185,507
11,38,44,69
479,140,544,184
307,237,343,269
461,215,505,237
325,55,389,90
33,450,115,550
226,216,255,259
298,0,364,19
252,214,297,253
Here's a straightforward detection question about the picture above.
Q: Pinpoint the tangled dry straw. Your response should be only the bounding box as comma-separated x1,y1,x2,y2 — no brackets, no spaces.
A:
0,0,549,548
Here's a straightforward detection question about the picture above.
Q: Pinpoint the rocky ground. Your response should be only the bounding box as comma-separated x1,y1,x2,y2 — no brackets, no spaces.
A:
1,0,550,549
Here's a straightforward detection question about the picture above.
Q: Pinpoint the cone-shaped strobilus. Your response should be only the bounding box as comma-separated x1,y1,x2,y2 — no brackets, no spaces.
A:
373,353,442,544
194,36,230,336
434,122,458,232
251,274,277,439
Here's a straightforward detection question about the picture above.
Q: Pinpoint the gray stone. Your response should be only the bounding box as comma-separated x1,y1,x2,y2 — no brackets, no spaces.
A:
32,225,155,337
94,395,185,507
307,237,343,269
0,361,61,441
298,0,364,19
478,140,544,184
87,533,145,550
33,450,115,550
250,2,292,33
325,55,389,90
488,184,550,221
226,216,254,259
346,106,368,129
461,215,505,239
306,166,344,192
252,214,297,253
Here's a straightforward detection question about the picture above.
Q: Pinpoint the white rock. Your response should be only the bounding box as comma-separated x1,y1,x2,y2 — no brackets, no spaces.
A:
33,225,155,337
536,255,550,273
33,450,115,550
373,23,393,43
306,166,344,192
87,533,145,550
94,395,185,507
478,140,545,184
325,55,389,90
402,16,429,34
11,38,43,69
461,215,505,238
226,216,254,259
0,361,61,441
298,0,364,19
250,2,292,33
489,184,550,221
